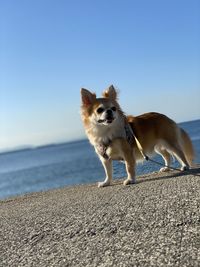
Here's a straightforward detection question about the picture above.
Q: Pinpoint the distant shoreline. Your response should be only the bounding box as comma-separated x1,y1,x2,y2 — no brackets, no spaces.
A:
1,118,200,155
0,138,88,155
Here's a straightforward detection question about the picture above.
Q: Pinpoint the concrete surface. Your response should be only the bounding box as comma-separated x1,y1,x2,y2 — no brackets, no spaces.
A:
0,168,200,267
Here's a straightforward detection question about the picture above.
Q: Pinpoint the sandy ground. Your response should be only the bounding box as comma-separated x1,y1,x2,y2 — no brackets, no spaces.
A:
0,168,200,267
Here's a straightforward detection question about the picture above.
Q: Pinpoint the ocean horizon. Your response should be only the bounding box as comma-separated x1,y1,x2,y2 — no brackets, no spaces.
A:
1,118,199,155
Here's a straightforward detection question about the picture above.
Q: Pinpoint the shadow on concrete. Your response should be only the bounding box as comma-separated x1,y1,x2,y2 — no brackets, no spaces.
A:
137,167,200,185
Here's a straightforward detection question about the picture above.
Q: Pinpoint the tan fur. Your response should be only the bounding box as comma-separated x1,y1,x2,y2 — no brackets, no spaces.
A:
80,85,195,187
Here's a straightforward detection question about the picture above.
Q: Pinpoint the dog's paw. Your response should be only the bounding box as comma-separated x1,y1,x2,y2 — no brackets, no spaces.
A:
98,180,111,188
123,178,136,186
159,167,171,172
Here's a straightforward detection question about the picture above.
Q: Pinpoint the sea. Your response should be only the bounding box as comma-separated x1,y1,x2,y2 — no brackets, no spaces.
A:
0,120,199,200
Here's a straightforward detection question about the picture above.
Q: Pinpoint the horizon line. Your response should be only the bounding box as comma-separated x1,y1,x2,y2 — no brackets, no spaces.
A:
0,118,199,155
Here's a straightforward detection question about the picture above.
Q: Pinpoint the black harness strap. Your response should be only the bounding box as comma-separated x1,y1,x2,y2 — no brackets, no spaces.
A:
96,122,134,159
96,142,110,159
124,123,134,145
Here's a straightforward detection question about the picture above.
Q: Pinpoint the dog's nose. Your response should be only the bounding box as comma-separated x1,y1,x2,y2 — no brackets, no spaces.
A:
106,109,112,115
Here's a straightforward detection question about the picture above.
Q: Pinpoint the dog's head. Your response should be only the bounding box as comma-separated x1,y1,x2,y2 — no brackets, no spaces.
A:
81,85,122,127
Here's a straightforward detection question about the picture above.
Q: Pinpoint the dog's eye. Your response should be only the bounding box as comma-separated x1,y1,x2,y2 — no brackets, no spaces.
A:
111,107,116,111
97,107,104,114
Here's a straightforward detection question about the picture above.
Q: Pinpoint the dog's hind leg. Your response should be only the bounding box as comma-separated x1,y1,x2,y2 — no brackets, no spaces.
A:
155,146,171,172
165,142,190,171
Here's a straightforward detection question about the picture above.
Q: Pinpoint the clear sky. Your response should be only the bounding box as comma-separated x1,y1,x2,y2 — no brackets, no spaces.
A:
0,0,200,151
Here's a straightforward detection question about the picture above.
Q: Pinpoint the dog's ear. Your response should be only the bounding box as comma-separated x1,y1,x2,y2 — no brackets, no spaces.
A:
81,88,96,106
102,85,117,100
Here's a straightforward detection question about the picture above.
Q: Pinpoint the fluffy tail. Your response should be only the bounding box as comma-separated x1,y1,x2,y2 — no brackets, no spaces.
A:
180,128,195,166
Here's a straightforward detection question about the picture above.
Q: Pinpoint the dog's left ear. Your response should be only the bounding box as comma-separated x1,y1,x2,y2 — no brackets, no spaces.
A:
102,85,117,100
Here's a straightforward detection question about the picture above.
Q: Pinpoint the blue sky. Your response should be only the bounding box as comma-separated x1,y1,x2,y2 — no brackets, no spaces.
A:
0,0,200,150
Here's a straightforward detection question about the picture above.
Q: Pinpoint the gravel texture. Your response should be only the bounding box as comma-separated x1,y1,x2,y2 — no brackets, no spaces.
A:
0,168,200,267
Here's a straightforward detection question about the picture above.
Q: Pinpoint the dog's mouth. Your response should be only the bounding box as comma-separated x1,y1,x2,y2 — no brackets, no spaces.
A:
106,118,114,124
98,118,114,124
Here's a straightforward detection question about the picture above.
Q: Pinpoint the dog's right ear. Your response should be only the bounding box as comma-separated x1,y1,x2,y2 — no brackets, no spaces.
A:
81,88,96,106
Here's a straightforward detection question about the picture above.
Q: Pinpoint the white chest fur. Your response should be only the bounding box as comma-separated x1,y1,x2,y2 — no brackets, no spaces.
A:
86,118,126,147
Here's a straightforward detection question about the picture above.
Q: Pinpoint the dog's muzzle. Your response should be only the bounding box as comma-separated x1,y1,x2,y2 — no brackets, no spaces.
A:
98,110,114,124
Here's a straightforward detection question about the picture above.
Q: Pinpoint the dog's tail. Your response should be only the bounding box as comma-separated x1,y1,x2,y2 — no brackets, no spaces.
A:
180,128,195,167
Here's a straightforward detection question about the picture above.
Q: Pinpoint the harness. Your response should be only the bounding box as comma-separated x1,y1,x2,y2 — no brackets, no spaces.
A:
96,121,134,160
96,141,111,160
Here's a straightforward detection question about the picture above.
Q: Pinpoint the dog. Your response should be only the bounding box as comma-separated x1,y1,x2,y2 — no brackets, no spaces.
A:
80,85,194,187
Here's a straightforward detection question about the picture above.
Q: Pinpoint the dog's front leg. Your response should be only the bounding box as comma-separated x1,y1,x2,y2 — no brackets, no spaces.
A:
98,158,112,187
123,152,136,186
